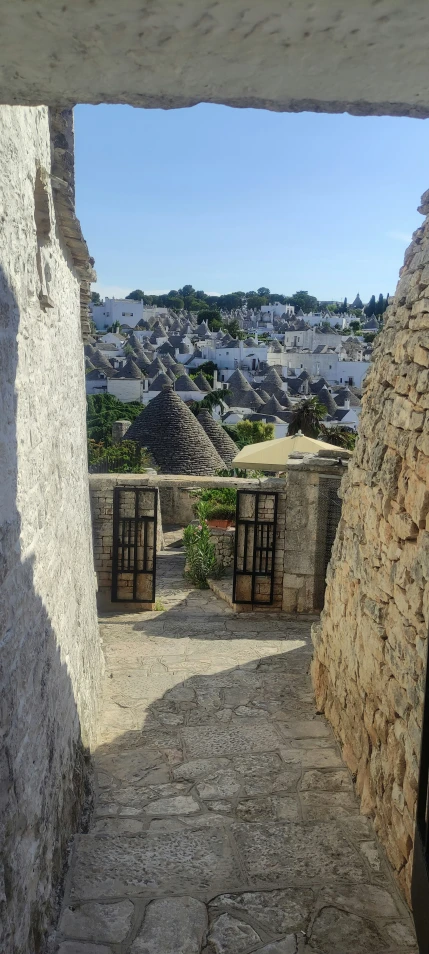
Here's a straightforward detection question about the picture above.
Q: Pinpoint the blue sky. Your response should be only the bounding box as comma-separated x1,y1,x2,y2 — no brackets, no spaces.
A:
74,104,429,303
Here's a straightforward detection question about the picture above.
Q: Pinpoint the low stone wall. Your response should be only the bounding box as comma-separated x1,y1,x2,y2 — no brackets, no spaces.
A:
209,526,235,569
311,193,429,905
154,474,260,526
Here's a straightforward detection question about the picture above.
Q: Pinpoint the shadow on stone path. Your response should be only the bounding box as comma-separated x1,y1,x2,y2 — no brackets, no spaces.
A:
56,545,418,954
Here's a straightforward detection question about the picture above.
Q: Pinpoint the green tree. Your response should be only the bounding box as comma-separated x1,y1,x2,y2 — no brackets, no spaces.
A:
91,291,101,305
269,293,286,304
199,309,223,331
257,286,270,297
349,320,361,333
217,292,245,312
247,294,267,309
286,291,319,313
194,390,228,415
126,289,145,301
166,296,184,310
234,419,274,448
320,425,357,450
189,361,218,385
87,439,150,473
364,294,376,317
288,397,326,438
180,284,195,299
86,393,142,445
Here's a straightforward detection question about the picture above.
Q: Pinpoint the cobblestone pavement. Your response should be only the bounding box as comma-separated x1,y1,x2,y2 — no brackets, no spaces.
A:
57,540,418,954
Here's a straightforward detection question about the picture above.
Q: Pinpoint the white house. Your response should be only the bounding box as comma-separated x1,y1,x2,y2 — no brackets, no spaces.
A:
107,376,143,402
90,297,144,330
207,341,268,372
285,350,370,387
261,302,295,319
301,312,350,330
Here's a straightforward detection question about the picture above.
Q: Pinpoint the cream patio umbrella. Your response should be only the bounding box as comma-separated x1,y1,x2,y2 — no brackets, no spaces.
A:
232,431,352,472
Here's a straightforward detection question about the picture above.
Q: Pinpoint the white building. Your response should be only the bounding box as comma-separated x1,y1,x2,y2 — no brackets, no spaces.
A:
261,302,295,319
285,351,370,387
90,297,144,330
302,312,350,330
201,340,268,372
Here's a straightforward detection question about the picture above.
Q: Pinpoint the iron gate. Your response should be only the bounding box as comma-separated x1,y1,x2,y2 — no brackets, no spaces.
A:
412,648,429,953
111,486,157,603
323,486,342,579
232,489,278,605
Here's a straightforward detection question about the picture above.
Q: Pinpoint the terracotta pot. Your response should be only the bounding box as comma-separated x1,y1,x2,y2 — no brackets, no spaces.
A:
207,518,235,529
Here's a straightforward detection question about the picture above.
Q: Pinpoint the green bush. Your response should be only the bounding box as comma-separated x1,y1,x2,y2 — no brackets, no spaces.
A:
87,439,150,473
183,520,217,587
87,393,142,445
192,487,237,521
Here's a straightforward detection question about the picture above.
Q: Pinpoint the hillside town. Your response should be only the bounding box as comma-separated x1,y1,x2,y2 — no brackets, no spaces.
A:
86,291,378,470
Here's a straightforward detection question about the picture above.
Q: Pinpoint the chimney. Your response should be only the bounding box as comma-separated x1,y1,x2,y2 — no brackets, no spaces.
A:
213,369,218,389
112,419,131,444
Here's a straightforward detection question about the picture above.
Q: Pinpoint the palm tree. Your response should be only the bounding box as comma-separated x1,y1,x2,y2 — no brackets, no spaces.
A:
320,424,357,450
288,397,326,438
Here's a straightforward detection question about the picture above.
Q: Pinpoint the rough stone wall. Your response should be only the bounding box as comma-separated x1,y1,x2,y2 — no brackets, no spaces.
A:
0,105,103,953
312,193,429,904
209,527,235,570
282,455,345,614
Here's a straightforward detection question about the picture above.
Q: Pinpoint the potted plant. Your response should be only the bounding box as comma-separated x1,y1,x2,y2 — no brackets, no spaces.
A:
193,488,237,529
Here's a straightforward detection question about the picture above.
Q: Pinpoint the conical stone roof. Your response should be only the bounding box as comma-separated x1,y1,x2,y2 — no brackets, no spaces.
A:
227,369,252,391
149,372,173,391
92,349,118,375
85,357,96,371
193,372,212,393
262,367,285,393
175,373,199,393
198,409,239,467
128,333,144,353
317,386,338,416
125,388,224,475
147,356,166,377
228,387,264,411
135,353,151,372
256,388,270,403
311,377,329,393
262,394,285,416
117,357,142,379
276,390,292,409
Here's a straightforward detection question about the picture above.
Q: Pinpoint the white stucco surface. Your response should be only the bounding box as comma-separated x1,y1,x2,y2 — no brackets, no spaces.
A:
1,1,429,116
0,105,103,954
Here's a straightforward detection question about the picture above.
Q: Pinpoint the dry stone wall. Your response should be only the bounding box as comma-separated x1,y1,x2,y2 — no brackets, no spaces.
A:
312,192,429,904
0,105,103,953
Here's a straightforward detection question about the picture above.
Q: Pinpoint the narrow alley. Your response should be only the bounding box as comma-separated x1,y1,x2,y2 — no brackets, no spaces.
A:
56,539,417,954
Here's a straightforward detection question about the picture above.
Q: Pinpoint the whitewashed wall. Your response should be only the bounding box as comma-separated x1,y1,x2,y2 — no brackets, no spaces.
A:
0,105,103,953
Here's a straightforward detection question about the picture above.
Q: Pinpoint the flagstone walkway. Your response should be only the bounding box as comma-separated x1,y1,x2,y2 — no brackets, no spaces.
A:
56,539,417,954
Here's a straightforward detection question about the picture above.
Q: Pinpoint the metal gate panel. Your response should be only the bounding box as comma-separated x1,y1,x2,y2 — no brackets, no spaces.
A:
111,486,157,603
412,646,429,953
323,486,342,579
233,489,278,605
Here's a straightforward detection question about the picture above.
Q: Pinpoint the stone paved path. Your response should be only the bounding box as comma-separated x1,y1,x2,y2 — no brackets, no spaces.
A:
57,539,418,954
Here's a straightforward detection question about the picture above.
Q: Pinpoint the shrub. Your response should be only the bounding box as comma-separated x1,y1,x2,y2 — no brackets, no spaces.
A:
183,520,217,587
192,487,237,521
87,439,150,473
